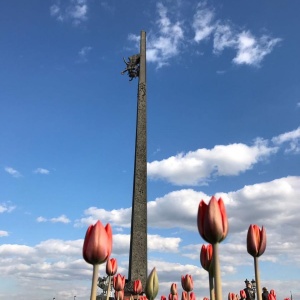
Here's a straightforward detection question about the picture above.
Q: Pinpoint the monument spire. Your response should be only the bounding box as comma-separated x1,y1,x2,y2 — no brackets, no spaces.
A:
122,30,147,292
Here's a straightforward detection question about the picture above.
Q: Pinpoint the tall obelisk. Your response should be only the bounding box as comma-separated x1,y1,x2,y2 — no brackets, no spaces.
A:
128,30,147,291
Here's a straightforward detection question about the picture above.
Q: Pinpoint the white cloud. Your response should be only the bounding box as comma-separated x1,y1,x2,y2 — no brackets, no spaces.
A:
0,230,9,237
37,216,47,222
193,2,215,43
51,215,71,224
77,46,92,63
213,23,236,54
233,31,282,66
4,167,22,178
272,127,300,154
0,203,16,213
50,0,88,25
147,139,277,186
34,168,50,175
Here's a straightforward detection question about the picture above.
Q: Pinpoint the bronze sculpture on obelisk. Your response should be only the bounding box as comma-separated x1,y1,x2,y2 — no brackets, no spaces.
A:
121,31,147,293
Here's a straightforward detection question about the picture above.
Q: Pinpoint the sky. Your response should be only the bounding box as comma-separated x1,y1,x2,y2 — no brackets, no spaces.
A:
0,0,300,299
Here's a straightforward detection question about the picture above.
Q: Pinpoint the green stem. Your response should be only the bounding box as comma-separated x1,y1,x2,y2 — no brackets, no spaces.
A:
212,243,222,300
209,270,215,300
106,276,111,300
254,257,262,300
90,264,99,300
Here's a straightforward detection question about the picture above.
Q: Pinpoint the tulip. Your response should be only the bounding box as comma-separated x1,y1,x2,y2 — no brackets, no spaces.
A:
181,291,188,300
170,294,179,300
268,295,276,300
161,296,167,300
83,220,112,265
197,196,228,244
133,279,143,295
247,225,267,300
106,258,118,276
115,290,124,300
270,290,276,300
189,292,196,300
83,220,112,300
203,298,209,300
247,225,266,257
113,273,125,291
200,244,213,272
197,196,228,300
170,283,178,295
240,290,246,299
228,293,237,300
181,274,193,292
145,267,159,300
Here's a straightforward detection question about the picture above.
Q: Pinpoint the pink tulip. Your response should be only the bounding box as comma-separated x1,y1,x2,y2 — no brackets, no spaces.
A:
200,244,213,272
197,196,228,244
190,292,196,300
115,290,124,300
247,224,267,257
106,258,118,276
170,283,178,295
240,290,246,299
82,220,112,265
169,294,178,300
270,290,276,300
161,296,167,300
113,274,125,291
181,274,193,292
181,291,188,300
268,294,276,300
203,298,209,300
228,293,236,300
133,279,143,295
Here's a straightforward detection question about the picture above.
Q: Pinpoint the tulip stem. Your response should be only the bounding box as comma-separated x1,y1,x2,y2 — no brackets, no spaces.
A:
209,270,215,300
90,264,99,300
254,257,262,300
212,243,222,300
106,276,111,300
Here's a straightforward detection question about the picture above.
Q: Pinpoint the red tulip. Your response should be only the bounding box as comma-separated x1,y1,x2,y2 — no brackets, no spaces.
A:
203,298,209,300
240,290,246,299
181,274,193,292
169,294,178,300
133,279,143,294
197,196,228,244
170,283,178,295
270,290,276,300
161,296,167,300
106,258,118,276
115,290,124,300
228,293,237,300
190,292,196,300
268,294,276,300
113,273,125,291
200,244,213,272
247,224,267,257
181,291,188,300
82,220,112,265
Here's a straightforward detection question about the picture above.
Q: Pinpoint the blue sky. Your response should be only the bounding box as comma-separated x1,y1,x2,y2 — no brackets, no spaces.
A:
0,0,300,299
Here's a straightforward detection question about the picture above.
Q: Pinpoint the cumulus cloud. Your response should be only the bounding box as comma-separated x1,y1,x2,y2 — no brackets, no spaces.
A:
147,139,277,186
272,127,300,153
50,0,88,25
33,168,50,175
0,203,16,213
37,215,71,224
0,230,8,237
4,167,22,178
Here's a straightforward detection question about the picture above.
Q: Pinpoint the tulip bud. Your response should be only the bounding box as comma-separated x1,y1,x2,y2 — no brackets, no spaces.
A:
200,244,213,272
203,298,209,300
161,296,167,300
145,267,159,300
170,283,177,295
247,224,266,257
82,220,112,265
181,291,188,300
268,295,276,300
106,258,118,276
228,293,236,300
190,292,196,300
115,290,124,300
113,273,125,291
181,274,193,292
197,196,228,244
270,290,276,300
133,279,143,295
240,290,246,299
